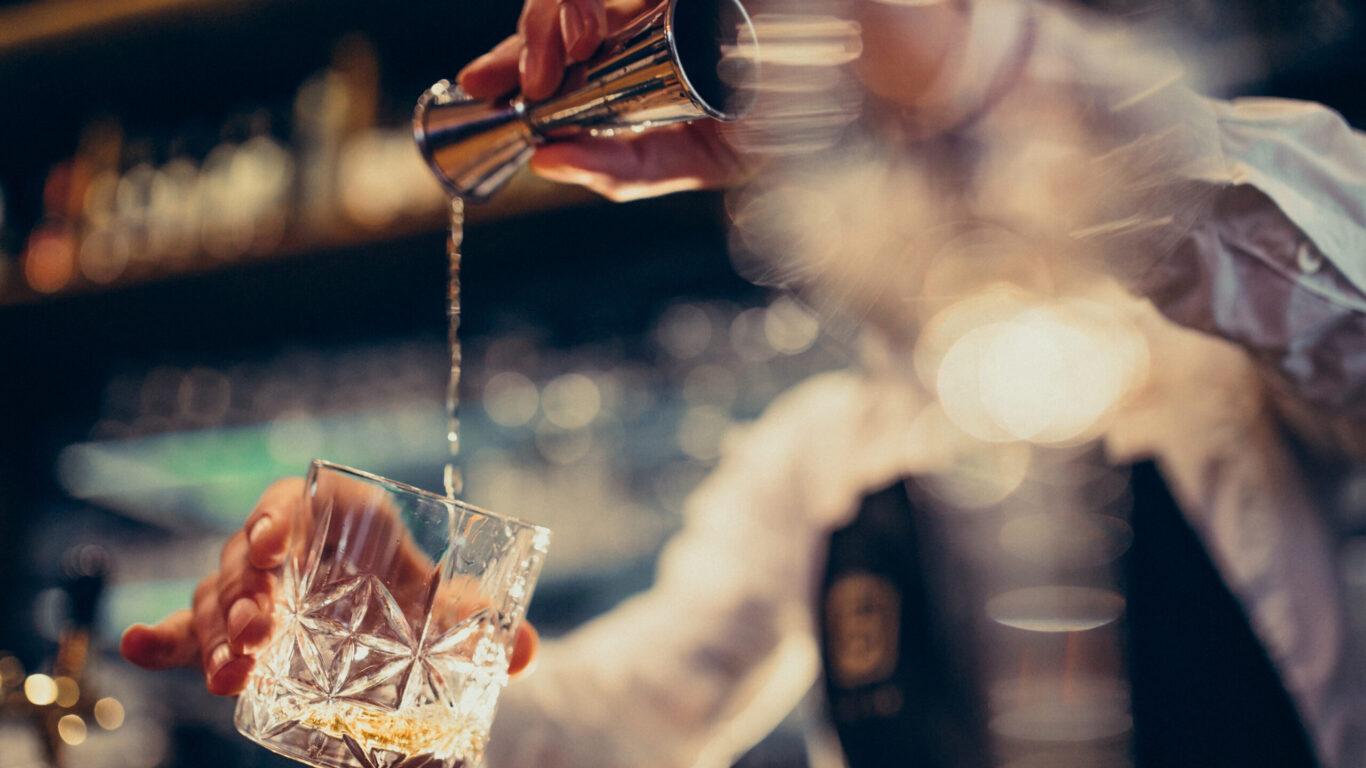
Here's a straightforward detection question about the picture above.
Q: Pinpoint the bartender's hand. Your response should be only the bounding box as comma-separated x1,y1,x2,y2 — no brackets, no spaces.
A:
454,0,971,201
119,478,540,697
456,0,748,201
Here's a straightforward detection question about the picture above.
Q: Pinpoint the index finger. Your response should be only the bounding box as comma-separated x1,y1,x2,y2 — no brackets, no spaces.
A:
458,34,524,100
518,0,568,100
244,477,305,570
121,609,201,671
561,0,607,63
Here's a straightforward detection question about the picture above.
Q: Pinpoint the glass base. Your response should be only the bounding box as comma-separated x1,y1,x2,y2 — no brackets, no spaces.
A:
238,722,470,768
235,694,480,768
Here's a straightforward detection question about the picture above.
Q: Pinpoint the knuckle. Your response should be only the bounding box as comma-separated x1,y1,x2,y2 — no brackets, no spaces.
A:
193,574,218,606
256,571,278,600
220,531,246,562
217,573,243,607
263,476,302,503
266,477,298,498
219,566,266,607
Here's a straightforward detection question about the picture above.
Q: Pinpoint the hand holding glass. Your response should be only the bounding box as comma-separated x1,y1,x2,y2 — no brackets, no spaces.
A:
234,461,550,768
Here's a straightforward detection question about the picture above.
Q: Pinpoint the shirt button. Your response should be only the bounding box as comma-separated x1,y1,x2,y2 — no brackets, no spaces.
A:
1296,241,1324,274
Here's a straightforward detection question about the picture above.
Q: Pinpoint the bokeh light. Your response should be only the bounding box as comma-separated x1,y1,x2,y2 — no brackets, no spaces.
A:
936,322,1019,443
535,421,593,465
541,373,601,430
468,453,548,521
178,367,232,425
147,157,202,260
926,290,1149,446
656,303,713,359
677,406,731,461
94,697,126,730
483,371,539,427
0,656,22,686
57,714,87,746
990,677,1132,743
24,673,57,706
986,586,1126,632
23,226,77,294
979,305,1138,444
909,404,1032,509
914,285,1034,395
78,226,132,284
82,170,118,228
1000,512,1133,568
54,675,80,707
682,364,739,409
764,295,821,354
730,307,777,362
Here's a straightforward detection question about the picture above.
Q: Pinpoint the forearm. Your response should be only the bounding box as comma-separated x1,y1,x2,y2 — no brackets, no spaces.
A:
487,588,817,768
482,380,860,768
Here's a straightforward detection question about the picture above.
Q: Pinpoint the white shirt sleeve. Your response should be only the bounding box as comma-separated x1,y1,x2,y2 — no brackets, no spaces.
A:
954,0,1366,433
1127,99,1366,422
484,373,884,768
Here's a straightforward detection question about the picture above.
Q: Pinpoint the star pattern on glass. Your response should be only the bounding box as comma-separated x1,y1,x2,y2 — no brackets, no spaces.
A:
279,573,421,700
235,497,546,768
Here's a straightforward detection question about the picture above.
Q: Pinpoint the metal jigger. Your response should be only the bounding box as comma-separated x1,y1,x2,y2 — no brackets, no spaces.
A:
413,0,758,202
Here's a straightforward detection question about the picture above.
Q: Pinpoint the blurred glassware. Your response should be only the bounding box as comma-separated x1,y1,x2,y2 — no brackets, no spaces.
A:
23,221,78,294
113,162,154,266
146,157,202,262
77,225,133,285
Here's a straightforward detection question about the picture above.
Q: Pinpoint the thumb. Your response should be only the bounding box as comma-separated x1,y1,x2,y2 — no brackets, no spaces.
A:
121,610,202,671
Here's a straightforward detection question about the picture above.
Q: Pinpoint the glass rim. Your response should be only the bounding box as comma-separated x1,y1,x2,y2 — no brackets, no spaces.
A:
309,459,551,537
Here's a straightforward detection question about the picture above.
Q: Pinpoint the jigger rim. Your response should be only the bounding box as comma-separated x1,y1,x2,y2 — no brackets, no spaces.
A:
664,0,759,122
410,80,521,203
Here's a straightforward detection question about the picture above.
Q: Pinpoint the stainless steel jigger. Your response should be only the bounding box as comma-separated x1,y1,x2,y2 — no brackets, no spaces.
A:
413,0,758,202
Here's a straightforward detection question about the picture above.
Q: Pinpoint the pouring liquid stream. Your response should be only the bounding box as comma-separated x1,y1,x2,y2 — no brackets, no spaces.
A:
444,196,464,500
